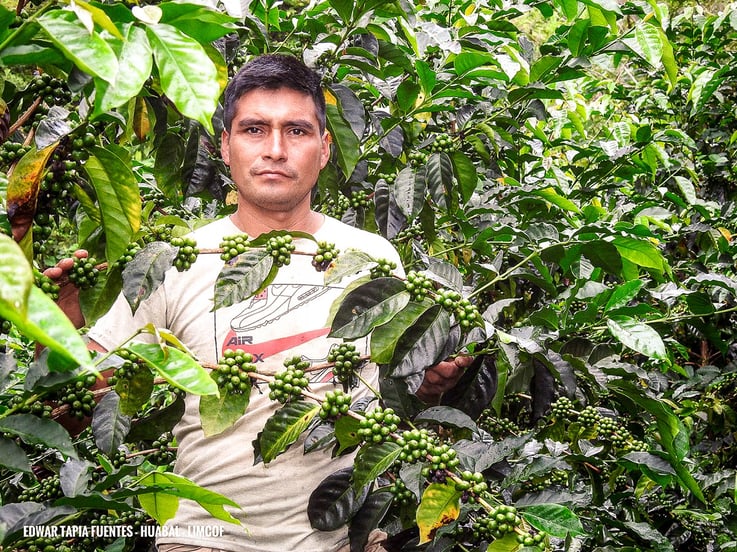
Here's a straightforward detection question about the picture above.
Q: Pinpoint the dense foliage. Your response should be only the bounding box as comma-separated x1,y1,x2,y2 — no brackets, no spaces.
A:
0,0,736,550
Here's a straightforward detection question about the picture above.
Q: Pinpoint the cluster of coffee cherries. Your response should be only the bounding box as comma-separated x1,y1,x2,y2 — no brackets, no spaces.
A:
113,242,141,269
318,389,352,420
9,394,52,418
265,234,295,267
107,349,148,387
213,349,256,395
370,258,397,279
404,270,434,301
268,357,311,403
349,189,370,209
387,475,415,505
327,342,364,387
357,406,401,444
25,73,72,106
434,288,482,330
148,432,176,465
171,236,199,271
396,428,461,472
219,234,249,261
35,271,60,301
477,408,519,439
322,193,351,218
68,256,99,289
0,141,31,167
471,504,523,541
311,241,339,271
57,374,97,419
430,133,454,153
18,474,62,502
408,150,429,167
453,470,488,496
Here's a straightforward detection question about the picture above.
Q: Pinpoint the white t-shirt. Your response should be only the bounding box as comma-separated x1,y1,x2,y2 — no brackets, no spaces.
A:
89,214,403,552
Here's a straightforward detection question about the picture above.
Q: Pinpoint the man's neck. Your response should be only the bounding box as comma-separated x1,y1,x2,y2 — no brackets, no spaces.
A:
230,205,325,236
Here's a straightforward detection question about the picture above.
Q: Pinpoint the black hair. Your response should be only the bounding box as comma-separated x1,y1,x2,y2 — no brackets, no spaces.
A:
222,53,326,134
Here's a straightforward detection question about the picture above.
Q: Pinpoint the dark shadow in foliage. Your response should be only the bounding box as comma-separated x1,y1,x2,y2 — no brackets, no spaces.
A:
440,354,497,420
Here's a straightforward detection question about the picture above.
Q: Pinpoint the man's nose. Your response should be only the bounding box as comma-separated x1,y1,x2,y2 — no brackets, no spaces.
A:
264,132,287,160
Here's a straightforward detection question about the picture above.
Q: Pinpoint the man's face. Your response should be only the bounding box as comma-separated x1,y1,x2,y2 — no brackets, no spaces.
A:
221,87,330,217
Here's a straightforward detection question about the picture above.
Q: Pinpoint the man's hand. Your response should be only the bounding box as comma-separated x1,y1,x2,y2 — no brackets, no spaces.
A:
43,249,88,329
416,354,474,404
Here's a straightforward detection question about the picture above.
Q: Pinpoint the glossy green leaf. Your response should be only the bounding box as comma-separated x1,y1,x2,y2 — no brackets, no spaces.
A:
388,304,450,378
605,279,644,311
308,467,368,531
352,441,402,491
329,277,409,339
521,503,585,537
146,23,221,133
634,23,663,67
451,150,477,204
416,483,461,543
213,249,275,310
0,414,77,459
200,380,250,437
0,436,31,472
612,236,665,271
85,146,141,266
370,301,433,364
259,401,320,464
324,249,375,285
326,103,360,180
535,186,580,213
391,166,425,221
0,233,32,319
606,315,666,360
114,363,154,416
158,2,238,42
127,342,218,396
37,9,118,82
94,24,153,115
91,392,131,455
137,471,242,526
122,241,177,313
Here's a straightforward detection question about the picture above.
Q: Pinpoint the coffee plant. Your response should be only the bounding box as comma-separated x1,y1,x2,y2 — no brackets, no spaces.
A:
1,0,737,550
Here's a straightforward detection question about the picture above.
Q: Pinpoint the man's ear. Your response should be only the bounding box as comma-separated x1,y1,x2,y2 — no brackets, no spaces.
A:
221,130,231,165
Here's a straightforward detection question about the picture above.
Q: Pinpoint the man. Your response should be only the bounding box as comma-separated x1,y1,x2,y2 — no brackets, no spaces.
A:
49,54,467,551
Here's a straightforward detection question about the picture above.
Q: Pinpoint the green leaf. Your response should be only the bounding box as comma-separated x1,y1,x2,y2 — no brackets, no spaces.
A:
37,9,118,82
127,342,218,396
414,406,478,432
415,59,436,95
370,301,433,364
324,249,375,285
605,279,644,311
213,249,275,310
534,186,580,213
334,415,361,454
0,436,31,472
308,467,368,531
259,401,320,464
389,304,450,378
0,414,77,459
606,316,666,360
146,23,221,133
451,150,477,204
200,381,250,437
85,146,141,265
91,392,131,455
326,103,360,180
94,24,153,115
416,483,461,543
634,23,663,67
158,2,238,42
137,471,242,526
352,441,402,491
580,240,623,276
0,233,32,319
620,451,675,487
121,241,176,313
521,503,585,538
612,236,665,271
329,278,409,339
610,380,705,503
392,166,425,220
114,363,154,416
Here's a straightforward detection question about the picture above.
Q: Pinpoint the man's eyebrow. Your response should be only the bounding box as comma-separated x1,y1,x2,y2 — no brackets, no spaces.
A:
235,117,316,130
